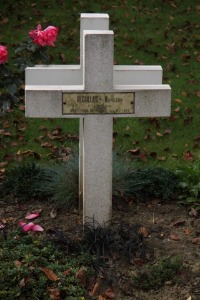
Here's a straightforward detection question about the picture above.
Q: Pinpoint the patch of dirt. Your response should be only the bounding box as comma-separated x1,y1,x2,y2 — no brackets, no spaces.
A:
1,199,200,300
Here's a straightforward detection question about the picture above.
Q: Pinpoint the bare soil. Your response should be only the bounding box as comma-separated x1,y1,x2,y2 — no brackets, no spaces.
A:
1,199,200,300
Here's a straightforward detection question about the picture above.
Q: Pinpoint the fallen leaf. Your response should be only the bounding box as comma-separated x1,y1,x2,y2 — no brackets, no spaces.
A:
89,282,100,297
40,267,59,281
50,208,57,219
0,162,8,168
191,238,200,245
189,207,198,217
98,296,105,300
174,106,180,113
184,228,192,235
47,287,60,300
19,277,28,287
138,226,149,237
174,98,182,103
41,142,53,148
183,151,194,161
76,268,86,286
157,156,166,161
63,269,71,276
170,233,180,241
104,288,115,299
156,132,163,137
170,218,185,227
15,260,22,267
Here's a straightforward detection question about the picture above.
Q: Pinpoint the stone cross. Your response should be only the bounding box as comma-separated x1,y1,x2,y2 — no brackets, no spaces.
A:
25,14,171,226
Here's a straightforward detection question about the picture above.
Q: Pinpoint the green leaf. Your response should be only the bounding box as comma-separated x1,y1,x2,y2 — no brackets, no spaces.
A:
7,84,17,95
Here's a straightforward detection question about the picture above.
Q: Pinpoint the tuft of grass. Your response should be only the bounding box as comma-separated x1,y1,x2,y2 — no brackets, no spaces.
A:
1,152,179,209
0,162,44,200
36,153,79,210
132,256,183,291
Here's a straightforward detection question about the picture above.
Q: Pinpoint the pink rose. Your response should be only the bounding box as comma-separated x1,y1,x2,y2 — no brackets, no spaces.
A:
0,45,8,64
29,24,58,47
43,26,59,47
29,24,47,47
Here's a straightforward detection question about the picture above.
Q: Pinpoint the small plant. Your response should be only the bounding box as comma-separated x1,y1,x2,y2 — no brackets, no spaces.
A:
36,153,79,210
132,256,183,291
127,167,178,201
0,230,93,299
176,162,200,210
0,162,45,200
47,220,148,262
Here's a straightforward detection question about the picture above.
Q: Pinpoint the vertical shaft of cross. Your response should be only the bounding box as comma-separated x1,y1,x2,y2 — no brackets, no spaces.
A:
79,15,110,213
82,31,114,225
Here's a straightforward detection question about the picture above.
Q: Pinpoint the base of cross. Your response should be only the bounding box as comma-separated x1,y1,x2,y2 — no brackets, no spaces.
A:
25,13,171,226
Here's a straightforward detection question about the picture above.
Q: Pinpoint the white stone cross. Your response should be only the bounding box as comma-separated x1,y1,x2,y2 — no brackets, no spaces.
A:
25,14,171,226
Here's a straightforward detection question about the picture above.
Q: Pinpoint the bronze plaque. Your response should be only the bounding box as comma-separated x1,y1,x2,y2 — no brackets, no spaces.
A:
62,92,134,114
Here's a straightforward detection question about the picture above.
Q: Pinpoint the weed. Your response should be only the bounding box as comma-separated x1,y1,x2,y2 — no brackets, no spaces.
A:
132,256,183,291
176,163,200,210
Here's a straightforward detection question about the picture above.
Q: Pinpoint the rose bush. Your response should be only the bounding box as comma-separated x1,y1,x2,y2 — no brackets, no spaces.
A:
0,23,58,113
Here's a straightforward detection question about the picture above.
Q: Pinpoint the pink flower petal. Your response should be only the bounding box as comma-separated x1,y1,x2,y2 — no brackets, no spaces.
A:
32,224,44,232
25,213,40,220
19,221,35,232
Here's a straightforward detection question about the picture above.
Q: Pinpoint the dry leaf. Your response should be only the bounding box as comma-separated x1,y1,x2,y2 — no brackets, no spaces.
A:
170,233,180,241
174,106,180,112
89,282,100,297
184,228,192,235
104,288,115,299
183,151,194,161
19,277,28,287
76,268,86,286
138,226,149,237
98,296,105,300
63,269,71,276
47,287,60,300
156,132,163,137
189,207,198,217
50,208,57,219
191,238,200,245
40,267,59,281
170,218,185,227
15,260,22,267
174,98,182,103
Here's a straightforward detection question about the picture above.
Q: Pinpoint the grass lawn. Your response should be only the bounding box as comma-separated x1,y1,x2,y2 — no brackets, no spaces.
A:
0,0,199,170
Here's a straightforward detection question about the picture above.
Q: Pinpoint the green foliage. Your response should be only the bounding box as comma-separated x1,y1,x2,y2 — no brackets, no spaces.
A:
0,162,45,200
175,163,200,210
1,155,179,208
108,153,178,202
36,153,79,210
126,167,178,201
132,256,183,291
0,230,93,299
